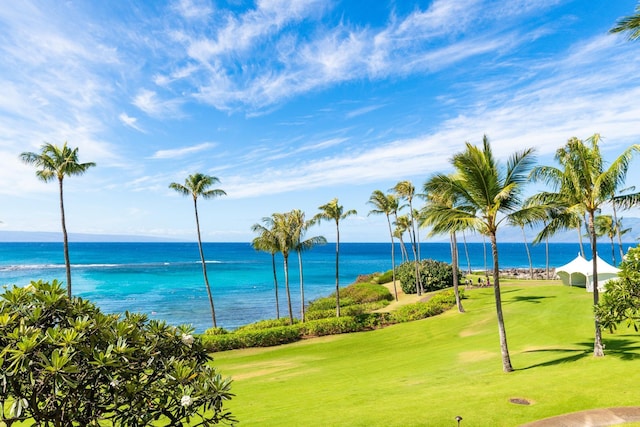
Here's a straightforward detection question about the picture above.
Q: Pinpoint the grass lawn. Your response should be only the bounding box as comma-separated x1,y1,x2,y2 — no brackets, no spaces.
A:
213,281,640,426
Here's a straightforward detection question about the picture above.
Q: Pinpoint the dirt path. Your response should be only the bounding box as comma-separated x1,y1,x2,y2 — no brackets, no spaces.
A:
520,407,640,426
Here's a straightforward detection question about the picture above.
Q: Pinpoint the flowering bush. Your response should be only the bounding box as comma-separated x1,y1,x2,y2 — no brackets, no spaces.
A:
0,280,235,426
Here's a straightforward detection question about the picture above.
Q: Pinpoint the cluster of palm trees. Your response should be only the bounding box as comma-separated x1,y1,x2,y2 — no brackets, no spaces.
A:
250,198,358,323
21,133,640,371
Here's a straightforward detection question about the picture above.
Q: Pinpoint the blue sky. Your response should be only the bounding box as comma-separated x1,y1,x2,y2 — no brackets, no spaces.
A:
2,0,640,242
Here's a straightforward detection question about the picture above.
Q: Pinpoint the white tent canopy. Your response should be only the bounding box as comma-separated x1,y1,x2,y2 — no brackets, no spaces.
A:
555,253,620,292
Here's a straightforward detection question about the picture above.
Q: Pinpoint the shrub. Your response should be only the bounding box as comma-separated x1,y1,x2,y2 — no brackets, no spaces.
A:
305,301,389,321
376,269,395,284
201,326,302,352
340,282,394,303
397,259,462,294
298,317,363,336
390,289,458,323
204,326,230,335
236,317,299,332
307,296,357,312
0,280,235,426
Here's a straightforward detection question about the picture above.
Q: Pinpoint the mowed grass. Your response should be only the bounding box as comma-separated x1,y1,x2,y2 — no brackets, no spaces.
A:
213,282,640,426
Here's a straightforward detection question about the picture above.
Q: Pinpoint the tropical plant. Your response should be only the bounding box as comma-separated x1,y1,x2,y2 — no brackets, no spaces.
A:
420,185,466,312
508,208,537,279
614,217,632,259
290,209,326,322
596,245,640,332
169,173,226,328
368,190,400,301
393,215,411,262
20,142,96,297
268,212,296,324
424,135,538,372
0,280,234,426
594,214,617,266
396,259,461,294
393,181,423,295
530,134,640,357
251,219,282,319
313,198,357,317
611,2,640,40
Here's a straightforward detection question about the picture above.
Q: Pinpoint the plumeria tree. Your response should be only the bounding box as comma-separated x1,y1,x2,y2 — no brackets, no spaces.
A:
20,142,95,297
0,280,235,426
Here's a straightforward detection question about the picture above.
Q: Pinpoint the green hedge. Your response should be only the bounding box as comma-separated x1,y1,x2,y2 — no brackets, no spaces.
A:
201,326,301,352
235,317,299,331
340,283,394,303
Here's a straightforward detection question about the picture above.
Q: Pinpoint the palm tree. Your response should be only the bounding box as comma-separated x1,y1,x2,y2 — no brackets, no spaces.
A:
368,190,400,301
251,220,281,319
611,3,640,40
614,217,632,260
594,215,617,266
290,209,326,322
313,198,357,317
269,212,296,324
20,142,96,297
169,173,226,328
508,210,536,279
461,230,472,275
420,185,466,313
425,135,537,372
393,181,423,295
530,134,640,357
393,223,410,262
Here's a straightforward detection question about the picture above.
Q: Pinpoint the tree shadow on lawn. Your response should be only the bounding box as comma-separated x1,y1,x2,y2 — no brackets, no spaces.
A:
519,337,640,370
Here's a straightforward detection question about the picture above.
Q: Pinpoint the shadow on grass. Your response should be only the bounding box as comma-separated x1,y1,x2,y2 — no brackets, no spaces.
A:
509,295,556,304
519,337,640,370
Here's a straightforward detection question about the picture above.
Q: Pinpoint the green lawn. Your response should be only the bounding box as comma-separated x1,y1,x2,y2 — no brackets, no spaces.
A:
213,282,640,426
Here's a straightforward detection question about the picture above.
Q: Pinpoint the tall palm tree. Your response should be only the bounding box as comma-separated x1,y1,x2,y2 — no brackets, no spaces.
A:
420,185,466,313
594,215,617,266
530,134,640,357
313,198,357,317
290,209,326,322
393,222,410,262
20,142,96,298
508,210,535,279
169,173,226,328
461,230,472,275
268,212,297,324
393,181,423,295
614,217,632,260
251,220,281,319
611,3,640,40
425,135,538,372
368,190,400,301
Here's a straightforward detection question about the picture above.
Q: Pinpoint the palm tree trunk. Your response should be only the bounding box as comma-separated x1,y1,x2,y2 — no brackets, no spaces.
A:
298,250,305,322
462,231,472,275
610,236,616,267
335,221,341,317
409,205,423,294
520,225,534,279
451,232,464,313
577,223,585,257
482,234,488,275
545,233,550,280
283,254,293,324
271,253,280,319
588,211,605,357
612,202,625,260
490,232,513,372
386,215,398,301
194,198,216,328
58,178,72,298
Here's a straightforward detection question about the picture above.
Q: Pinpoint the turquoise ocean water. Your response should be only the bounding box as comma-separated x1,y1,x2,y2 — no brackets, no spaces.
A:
0,241,631,332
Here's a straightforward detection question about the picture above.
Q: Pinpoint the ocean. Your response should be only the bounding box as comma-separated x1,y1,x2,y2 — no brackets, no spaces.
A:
0,241,631,332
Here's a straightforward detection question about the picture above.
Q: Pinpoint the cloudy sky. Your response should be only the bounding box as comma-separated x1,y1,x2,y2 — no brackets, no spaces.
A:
1,0,640,242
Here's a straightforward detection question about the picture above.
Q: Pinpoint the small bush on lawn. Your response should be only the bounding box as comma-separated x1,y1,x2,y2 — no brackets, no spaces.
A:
397,259,462,294
340,282,394,303
390,289,459,323
305,301,389,320
203,326,230,335
376,269,394,284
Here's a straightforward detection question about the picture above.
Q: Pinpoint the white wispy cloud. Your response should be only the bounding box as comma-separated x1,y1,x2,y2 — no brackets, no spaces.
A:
151,142,217,159
119,113,144,132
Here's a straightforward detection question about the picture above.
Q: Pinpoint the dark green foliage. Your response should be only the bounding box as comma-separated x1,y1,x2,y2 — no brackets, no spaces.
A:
297,317,362,336
201,326,302,352
397,259,462,294
305,301,388,321
596,246,640,332
0,280,235,426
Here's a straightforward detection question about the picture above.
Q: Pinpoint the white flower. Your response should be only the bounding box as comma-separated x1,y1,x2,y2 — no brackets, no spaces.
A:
180,395,193,407
110,379,119,388
181,333,194,347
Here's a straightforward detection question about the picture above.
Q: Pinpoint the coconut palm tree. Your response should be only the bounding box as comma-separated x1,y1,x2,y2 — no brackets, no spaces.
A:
313,198,357,317
530,134,640,357
393,223,410,262
251,220,282,319
507,210,535,279
595,215,617,266
425,135,538,372
614,217,632,260
420,184,467,313
169,173,226,328
393,181,423,295
611,3,640,40
20,142,96,297
368,190,400,301
268,212,297,324
290,209,326,322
